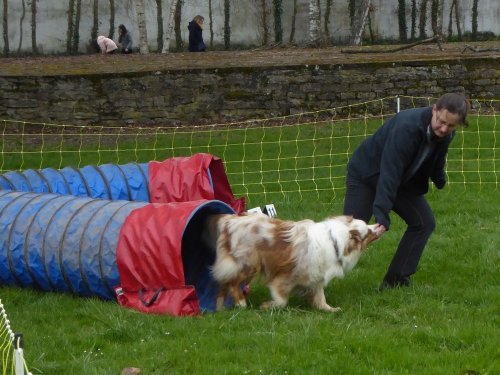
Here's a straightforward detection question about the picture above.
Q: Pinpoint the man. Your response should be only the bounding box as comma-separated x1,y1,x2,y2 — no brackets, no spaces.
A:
343,93,470,289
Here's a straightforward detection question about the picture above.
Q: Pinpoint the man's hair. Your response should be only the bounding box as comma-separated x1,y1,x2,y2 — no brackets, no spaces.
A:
435,93,470,127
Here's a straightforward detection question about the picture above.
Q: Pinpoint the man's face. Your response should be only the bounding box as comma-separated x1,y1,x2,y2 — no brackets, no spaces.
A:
431,105,461,138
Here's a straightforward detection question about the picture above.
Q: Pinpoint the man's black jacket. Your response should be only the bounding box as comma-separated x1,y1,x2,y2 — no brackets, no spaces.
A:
347,106,454,229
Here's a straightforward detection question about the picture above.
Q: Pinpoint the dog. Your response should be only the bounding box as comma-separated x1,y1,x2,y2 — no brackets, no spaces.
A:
202,213,379,312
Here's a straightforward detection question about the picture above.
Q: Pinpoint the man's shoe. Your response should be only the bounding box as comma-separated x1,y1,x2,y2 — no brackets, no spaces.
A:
378,276,411,291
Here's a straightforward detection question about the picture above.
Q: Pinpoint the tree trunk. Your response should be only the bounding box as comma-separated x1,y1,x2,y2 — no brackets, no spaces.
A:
31,0,38,54
471,0,478,40
410,0,417,40
351,0,371,45
135,0,149,53
67,0,75,53
162,0,177,53
308,0,321,45
289,0,297,43
324,0,332,42
2,0,8,55
261,0,269,45
430,0,443,38
155,0,163,52
71,0,81,54
108,0,115,39
17,0,26,53
454,0,462,39
224,0,230,50
273,0,282,43
419,0,428,39
208,0,214,48
91,0,98,42
398,0,407,42
174,0,182,51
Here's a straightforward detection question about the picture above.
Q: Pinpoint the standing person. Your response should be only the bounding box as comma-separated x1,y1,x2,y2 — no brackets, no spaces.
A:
188,15,206,52
343,93,470,289
118,24,133,54
96,36,118,54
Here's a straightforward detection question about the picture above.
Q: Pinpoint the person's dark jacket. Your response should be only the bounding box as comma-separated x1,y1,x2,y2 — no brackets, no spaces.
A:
188,21,206,52
347,106,454,229
119,32,133,51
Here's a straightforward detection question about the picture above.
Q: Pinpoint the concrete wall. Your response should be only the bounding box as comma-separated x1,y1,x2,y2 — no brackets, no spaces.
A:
1,0,499,54
0,57,498,126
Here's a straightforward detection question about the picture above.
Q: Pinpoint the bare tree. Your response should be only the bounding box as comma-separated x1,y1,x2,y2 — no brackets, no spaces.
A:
135,0,149,53
410,0,417,40
430,0,443,38
308,0,321,45
17,0,27,53
351,0,372,45
66,0,81,54
67,0,75,52
224,0,230,49
398,0,407,42
257,0,270,46
162,0,177,53
448,0,462,40
471,0,479,40
174,0,182,51
289,0,297,43
273,0,282,43
156,0,163,52
2,0,8,55
31,0,38,54
91,0,98,42
419,0,428,39
208,0,214,48
109,0,115,39
324,0,333,42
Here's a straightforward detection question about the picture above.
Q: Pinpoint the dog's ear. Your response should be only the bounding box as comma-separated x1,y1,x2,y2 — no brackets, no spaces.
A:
349,229,361,242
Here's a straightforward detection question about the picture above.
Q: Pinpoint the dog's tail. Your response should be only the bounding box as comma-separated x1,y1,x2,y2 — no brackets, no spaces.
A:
211,255,241,283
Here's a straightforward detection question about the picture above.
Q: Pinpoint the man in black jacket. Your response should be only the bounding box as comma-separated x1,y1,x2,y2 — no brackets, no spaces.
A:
343,93,470,289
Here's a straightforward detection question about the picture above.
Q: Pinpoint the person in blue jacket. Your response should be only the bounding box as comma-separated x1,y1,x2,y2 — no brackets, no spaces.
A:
343,93,470,289
188,15,206,52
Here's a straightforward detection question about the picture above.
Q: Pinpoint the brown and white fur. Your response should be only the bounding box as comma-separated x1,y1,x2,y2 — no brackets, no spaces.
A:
202,213,379,312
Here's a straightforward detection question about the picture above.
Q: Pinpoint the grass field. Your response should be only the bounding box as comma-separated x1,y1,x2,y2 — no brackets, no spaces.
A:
1,113,499,375
1,187,499,375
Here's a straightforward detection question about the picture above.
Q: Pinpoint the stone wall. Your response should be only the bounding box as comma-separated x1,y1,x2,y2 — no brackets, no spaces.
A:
0,57,498,126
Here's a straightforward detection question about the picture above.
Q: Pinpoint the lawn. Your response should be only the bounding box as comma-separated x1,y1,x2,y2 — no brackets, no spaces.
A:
1,187,499,375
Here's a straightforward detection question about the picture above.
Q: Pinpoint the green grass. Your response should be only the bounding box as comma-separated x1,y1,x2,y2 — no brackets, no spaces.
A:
1,114,499,374
1,187,499,375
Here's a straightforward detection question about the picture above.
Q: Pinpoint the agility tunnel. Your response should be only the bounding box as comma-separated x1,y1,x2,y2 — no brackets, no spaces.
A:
0,153,245,213
0,190,235,316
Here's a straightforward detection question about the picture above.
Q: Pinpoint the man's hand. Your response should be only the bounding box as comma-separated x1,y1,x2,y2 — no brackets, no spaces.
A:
374,223,387,237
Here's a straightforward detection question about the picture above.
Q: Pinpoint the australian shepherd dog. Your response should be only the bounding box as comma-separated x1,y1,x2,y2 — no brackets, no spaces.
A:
202,213,379,312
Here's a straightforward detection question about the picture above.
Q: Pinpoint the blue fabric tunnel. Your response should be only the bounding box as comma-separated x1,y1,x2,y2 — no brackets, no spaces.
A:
0,163,150,202
0,190,147,300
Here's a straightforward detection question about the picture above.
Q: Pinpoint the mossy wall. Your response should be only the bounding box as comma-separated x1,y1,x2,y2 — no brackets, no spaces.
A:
0,58,498,126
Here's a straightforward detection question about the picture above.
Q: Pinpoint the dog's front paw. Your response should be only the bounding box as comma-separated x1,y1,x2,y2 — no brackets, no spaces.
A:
260,300,286,310
320,304,341,313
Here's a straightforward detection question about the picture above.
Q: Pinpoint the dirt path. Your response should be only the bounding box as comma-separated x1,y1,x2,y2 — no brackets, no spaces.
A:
0,41,498,77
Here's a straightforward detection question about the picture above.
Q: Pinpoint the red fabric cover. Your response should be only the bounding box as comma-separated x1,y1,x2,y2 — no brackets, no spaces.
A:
115,200,208,316
148,153,245,213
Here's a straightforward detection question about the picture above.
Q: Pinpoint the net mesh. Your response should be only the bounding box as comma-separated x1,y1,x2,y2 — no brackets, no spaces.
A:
0,95,498,206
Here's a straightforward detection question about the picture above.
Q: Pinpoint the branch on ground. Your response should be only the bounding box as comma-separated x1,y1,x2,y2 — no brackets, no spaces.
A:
462,45,500,53
341,35,441,54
